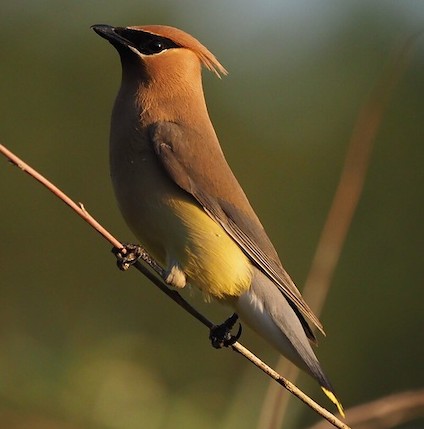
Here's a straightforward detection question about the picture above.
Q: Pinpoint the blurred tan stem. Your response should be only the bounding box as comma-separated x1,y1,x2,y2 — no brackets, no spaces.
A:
258,34,417,429
307,389,424,429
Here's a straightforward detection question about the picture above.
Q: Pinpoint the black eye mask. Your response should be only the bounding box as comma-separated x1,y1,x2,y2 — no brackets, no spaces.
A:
115,28,180,55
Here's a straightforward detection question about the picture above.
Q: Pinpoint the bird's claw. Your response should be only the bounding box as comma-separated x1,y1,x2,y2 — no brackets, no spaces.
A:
209,313,242,348
112,243,143,271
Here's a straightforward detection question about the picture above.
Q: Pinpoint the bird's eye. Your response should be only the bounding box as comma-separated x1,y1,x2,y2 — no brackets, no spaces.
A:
144,39,164,54
139,35,180,55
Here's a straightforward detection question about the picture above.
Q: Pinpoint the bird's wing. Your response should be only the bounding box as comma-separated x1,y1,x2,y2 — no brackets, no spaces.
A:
150,121,324,335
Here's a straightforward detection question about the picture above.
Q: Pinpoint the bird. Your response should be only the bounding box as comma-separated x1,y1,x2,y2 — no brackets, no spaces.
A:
92,23,344,416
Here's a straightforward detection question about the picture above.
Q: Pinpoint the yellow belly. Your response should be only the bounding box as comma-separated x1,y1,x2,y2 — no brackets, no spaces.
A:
124,190,252,299
165,197,253,299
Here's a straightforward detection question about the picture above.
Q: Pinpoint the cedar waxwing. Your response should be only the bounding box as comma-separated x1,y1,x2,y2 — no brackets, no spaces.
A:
92,24,344,416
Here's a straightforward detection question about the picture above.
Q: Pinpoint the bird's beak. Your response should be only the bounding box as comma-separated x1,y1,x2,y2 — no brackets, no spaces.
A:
91,24,137,52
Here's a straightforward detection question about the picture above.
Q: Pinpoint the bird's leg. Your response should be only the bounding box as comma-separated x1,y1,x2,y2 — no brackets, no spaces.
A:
209,313,242,348
112,243,143,271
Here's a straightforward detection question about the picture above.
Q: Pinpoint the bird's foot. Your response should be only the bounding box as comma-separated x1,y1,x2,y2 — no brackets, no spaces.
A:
209,313,242,348
112,243,143,271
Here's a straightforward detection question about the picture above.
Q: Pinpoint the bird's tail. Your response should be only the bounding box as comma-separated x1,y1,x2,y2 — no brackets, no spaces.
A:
321,386,345,417
233,267,344,417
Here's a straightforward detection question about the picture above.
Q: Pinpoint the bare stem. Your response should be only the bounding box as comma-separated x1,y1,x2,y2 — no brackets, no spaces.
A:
257,33,419,429
307,389,424,429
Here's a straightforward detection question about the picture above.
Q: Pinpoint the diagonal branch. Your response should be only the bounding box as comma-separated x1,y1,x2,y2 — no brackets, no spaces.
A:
0,143,349,429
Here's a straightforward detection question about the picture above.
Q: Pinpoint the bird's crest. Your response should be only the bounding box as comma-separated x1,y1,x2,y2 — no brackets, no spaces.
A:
128,25,228,78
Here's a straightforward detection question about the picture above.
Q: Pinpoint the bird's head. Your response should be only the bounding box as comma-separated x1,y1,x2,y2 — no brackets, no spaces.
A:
92,24,227,83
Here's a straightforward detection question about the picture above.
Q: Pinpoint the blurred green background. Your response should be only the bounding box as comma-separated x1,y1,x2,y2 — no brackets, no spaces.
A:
1,1,423,428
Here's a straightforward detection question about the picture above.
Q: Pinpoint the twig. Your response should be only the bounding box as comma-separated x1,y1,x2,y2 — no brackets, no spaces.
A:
257,33,418,429
0,143,349,429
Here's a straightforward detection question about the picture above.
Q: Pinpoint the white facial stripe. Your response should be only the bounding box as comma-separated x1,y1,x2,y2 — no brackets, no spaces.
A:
128,45,171,58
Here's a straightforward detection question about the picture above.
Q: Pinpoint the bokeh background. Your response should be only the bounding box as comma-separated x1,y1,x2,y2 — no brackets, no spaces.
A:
1,1,423,428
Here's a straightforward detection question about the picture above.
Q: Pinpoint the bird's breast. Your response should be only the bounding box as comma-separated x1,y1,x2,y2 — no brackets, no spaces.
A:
110,134,252,299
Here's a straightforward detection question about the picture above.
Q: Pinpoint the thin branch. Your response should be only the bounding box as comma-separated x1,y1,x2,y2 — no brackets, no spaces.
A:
0,143,349,429
257,33,418,429
307,389,424,429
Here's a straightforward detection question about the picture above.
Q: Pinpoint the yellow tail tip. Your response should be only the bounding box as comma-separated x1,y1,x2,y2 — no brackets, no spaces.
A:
321,387,345,418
